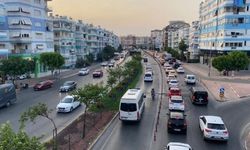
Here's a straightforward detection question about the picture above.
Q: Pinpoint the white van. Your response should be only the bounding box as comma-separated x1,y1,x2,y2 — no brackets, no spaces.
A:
119,89,145,121
144,71,153,82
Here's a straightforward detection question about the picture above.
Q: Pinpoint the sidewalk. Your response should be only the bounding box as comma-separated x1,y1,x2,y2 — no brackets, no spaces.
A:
183,63,250,101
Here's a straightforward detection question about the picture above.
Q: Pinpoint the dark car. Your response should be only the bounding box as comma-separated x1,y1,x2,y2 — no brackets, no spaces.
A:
93,70,103,78
143,57,148,62
190,87,208,105
59,81,77,92
33,80,53,91
167,111,187,134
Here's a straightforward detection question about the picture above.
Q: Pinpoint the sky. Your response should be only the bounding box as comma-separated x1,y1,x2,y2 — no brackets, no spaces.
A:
49,0,201,36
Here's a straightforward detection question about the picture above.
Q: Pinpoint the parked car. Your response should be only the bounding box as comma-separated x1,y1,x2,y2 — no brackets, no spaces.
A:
78,68,89,76
165,142,192,150
169,95,184,111
16,73,31,80
108,62,115,67
163,63,171,69
167,111,187,134
101,61,108,67
168,79,179,89
93,70,103,78
168,87,181,98
190,87,208,105
56,95,81,113
176,67,185,73
199,115,229,141
184,74,196,84
59,81,77,92
33,80,53,91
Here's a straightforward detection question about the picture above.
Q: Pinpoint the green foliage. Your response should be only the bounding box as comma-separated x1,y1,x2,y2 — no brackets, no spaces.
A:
0,57,33,78
178,39,188,61
40,52,65,74
86,53,94,64
75,57,86,68
0,122,45,150
97,45,116,61
19,103,53,130
164,47,180,59
212,51,249,72
72,84,107,109
228,51,249,71
117,44,123,52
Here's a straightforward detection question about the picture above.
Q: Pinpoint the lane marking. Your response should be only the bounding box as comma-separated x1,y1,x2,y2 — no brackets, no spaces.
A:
229,83,240,98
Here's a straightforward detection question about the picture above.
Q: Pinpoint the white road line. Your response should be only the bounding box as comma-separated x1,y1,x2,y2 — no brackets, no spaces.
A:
229,83,240,97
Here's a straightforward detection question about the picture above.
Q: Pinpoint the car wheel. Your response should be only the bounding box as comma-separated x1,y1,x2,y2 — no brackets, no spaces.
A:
5,101,11,107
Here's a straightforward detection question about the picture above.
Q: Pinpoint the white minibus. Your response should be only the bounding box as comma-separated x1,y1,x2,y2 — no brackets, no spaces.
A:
119,89,145,121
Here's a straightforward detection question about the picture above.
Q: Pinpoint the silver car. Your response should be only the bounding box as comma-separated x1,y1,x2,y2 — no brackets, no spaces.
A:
59,81,77,92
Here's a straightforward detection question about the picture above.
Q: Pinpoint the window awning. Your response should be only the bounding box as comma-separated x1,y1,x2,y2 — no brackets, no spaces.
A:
6,6,20,12
10,32,21,38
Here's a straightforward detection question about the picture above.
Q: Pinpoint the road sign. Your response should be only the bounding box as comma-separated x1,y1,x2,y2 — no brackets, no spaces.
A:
219,87,225,93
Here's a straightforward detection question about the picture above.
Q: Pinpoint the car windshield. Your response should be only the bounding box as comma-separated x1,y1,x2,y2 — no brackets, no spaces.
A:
188,76,195,79
207,123,225,130
81,68,87,71
194,92,207,98
145,74,152,77
64,82,72,86
61,97,73,103
120,103,137,112
170,112,184,119
170,80,178,84
171,99,183,103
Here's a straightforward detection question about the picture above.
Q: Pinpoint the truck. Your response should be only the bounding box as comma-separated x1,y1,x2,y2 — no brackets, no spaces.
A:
0,83,17,108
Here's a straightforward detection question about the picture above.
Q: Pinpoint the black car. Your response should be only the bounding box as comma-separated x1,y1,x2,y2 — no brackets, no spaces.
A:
190,87,208,105
59,81,77,92
167,111,187,134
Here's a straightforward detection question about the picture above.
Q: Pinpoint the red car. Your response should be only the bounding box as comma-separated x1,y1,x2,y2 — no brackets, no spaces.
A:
33,80,53,91
168,87,181,98
92,70,103,78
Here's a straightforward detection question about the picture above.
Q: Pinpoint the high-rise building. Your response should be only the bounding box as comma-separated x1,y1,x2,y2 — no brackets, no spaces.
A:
188,21,200,59
199,0,250,59
150,29,164,50
0,0,54,76
163,21,190,49
120,35,136,50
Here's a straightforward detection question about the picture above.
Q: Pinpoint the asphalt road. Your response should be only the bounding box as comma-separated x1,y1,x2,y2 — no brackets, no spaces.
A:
0,63,111,141
92,55,250,150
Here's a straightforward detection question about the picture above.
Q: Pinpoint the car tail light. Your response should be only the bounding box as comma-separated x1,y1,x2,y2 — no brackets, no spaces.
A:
184,121,187,127
205,128,212,132
223,131,228,134
192,96,195,100
137,111,140,120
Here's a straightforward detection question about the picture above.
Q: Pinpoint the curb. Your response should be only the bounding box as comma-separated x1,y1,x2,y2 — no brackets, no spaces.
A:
88,112,119,150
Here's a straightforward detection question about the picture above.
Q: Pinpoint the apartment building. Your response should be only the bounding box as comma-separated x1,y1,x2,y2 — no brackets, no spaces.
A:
0,0,54,76
0,2,8,59
163,21,190,49
120,35,136,50
150,29,164,50
199,0,250,58
189,21,200,59
135,36,150,49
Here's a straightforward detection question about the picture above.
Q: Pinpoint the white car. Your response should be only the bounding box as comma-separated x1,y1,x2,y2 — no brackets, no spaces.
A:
144,71,153,82
167,74,175,83
199,115,229,141
165,67,173,75
169,79,179,89
78,67,89,76
185,74,196,84
169,96,184,111
101,61,108,67
165,142,192,150
163,62,171,69
176,67,185,73
56,95,81,113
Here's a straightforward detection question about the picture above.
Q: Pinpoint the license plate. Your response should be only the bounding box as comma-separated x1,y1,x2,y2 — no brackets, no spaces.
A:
174,129,181,131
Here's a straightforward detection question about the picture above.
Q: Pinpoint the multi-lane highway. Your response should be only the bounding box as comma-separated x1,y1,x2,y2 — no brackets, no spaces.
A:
0,63,109,141
92,53,250,150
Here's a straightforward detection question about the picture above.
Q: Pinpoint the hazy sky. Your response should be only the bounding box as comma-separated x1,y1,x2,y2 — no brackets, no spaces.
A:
49,0,201,36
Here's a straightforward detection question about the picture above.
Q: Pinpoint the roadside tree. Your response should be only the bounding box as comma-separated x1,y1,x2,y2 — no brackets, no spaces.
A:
178,39,188,61
0,57,33,83
40,52,65,75
72,83,107,138
0,122,45,150
228,51,249,71
19,103,57,149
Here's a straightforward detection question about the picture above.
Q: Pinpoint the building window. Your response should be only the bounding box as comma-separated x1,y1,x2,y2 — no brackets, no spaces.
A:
35,22,41,27
34,0,41,4
34,10,41,16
